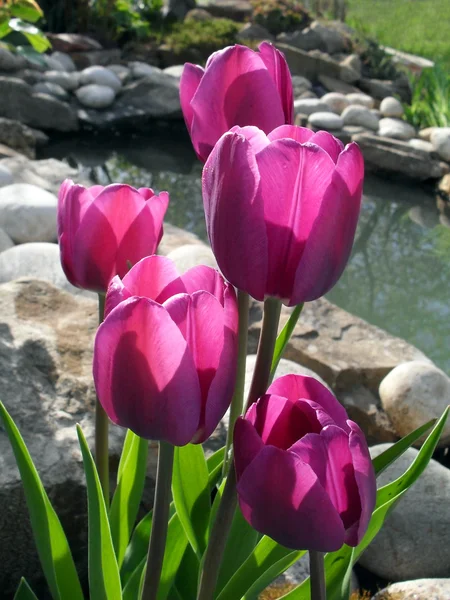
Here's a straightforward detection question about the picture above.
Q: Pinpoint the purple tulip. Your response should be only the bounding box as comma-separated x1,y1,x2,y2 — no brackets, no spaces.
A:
234,375,376,551
180,43,293,162
202,125,364,305
58,180,168,293
93,255,238,446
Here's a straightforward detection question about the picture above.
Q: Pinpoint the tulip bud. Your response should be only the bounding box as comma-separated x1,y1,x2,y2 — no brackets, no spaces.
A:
234,374,376,551
57,180,168,293
93,255,238,446
180,42,293,162
202,125,364,305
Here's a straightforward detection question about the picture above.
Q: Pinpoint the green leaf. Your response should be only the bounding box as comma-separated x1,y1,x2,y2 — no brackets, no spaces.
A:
0,21,12,39
158,514,190,600
172,444,211,557
14,578,39,600
14,44,47,65
242,551,305,600
270,304,303,382
8,18,51,52
174,545,199,600
10,0,43,22
122,557,146,600
216,536,303,600
110,430,148,568
76,425,122,600
206,446,225,487
0,402,83,600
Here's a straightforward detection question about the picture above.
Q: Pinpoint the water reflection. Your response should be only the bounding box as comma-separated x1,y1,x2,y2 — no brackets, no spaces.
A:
40,133,450,373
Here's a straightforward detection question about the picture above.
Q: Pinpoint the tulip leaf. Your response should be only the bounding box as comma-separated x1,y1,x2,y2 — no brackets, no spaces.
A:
110,430,148,568
172,443,211,557
0,401,83,600
122,557,146,600
174,545,200,600
270,303,303,382
14,578,39,600
278,406,450,600
157,514,190,600
216,536,304,600
76,425,122,600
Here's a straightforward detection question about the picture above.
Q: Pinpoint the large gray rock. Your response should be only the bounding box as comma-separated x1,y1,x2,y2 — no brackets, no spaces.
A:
431,127,450,162
0,228,14,252
360,445,450,580
277,28,323,52
129,62,162,79
276,43,343,81
75,84,116,109
0,77,78,132
308,111,343,130
378,117,416,140
310,20,349,54
236,22,274,42
79,65,122,92
291,75,313,97
33,81,69,102
379,361,450,446
0,164,13,188
44,70,80,91
0,117,46,159
0,47,23,71
0,184,58,243
373,579,450,600
107,64,131,84
167,244,217,272
50,51,77,72
342,105,379,130
157,223,204,256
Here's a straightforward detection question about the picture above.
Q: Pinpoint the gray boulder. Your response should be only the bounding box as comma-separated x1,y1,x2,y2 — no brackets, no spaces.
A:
50,51,77,72
44,70,80,91
0,164,13,188
373,579,450,600
79,65,122,92
76,84,116,109
33,82,69,102
378,117,416,140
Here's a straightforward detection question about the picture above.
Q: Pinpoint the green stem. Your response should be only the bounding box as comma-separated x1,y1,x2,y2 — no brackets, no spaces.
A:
95,293,109,506
222,291,249,478
197,296,281,600
246,297,281,410
309,550,326,600
140,441,175,600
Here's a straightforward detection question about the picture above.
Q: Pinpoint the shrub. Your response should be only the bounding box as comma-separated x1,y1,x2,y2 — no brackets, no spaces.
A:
404,64,450,129
250,0,310,36
163,18,241,58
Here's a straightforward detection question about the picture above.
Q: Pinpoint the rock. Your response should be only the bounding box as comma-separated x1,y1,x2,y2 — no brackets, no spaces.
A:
310,20,349,54
339,64,360,84
167,244,217,272
409,205,440,229
275,44,342,81
0,47,23,71
321,92,349,114
185,8,213,21
409,138,434,152
50,51,77,72
70,49,122,70
346,92,375,109
44,70,80,91
0,164,13,188
318,74,360,95
204,0,252,21
353,132,449,180
33,82,69,102
431,127,450,162
373,578,450,600
0,228,14,252
0,278,142,596
115,72,181,119
107,64,131,84
340,53,361,76
291,75,312,97
378,117,416,140
277,28,323,52
380,96,404,118
0,77,78,132
419,127,436,142
130,61,162,79
46,33,102,53
43,55,66,72
236,22,273,42
341,105,379,130
248,298,429,396
298,90,317,99
166,0,195,20
359,77,412,103
308,112,344,130
0,117,43,159
379,361,450,445
0,184,57,243
75,84,116,109
79,65,121,92
163,65,184,79
294,98,332,116
360,445,450,580
157,223,204,256
15,69,44,85
382,46,435,75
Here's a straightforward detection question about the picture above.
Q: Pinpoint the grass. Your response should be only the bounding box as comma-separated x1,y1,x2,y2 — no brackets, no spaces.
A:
345,0,450,69
404,64,450,128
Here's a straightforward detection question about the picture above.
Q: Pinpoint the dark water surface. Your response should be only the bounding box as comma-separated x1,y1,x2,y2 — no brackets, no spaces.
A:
40,129,450,373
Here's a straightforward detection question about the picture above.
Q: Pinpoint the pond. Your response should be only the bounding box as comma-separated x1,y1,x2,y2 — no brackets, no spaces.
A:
39,128,450,374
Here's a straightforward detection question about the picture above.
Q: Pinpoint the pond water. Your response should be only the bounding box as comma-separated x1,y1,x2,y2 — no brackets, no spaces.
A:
40,128,450,374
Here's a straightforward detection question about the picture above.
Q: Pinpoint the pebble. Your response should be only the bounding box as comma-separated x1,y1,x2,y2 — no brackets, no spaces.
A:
79,65,122,93
321,92,349,114
430,127,450,162
0,164,13,188
294,98,332,116
380,96,404,118
44,70,80,91
346,92,375,109
341,105,380,130
378,117,416,140
308,112,344,130
373,578,450,600
75,84,116,109
33,82,69,101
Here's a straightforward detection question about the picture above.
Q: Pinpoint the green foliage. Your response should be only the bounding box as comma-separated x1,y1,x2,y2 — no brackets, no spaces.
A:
404,64,450,129
350,25,398,80
0,0,50,52
88,0,164,43
163,18,240,58
250,0,310,36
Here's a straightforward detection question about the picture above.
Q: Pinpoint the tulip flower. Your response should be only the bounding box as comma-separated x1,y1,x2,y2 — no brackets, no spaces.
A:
180,42,293,162
202,125,364,306
93,255,238,446
234,374,376,551
58,180,169,293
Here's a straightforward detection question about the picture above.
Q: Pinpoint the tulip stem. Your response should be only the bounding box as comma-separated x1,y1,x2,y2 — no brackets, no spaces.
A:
197,465,238,600
141,441,174,600
222,290,249,478
309,551,326,600
95,293,109,506
246,296,281,410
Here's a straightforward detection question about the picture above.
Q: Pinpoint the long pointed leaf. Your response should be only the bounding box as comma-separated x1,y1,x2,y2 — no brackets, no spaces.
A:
77,425,122,600
14,578,39,600
0,402,83,600
172,444,210,557
158,514,190,600
110,430,148,568
270,304,303,381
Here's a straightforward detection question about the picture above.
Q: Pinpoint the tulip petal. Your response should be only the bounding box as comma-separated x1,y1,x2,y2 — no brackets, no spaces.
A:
146,191,169,247
202,132,268,300
190,45,286,160
255,140,334,300
234,417,264,479
290,143,363,304
309,131,345,164
237,445,345,551
345,420,376,546
267,375,350,432
289,425,361,531
258,42,294,124
93,297,201,445
267,125,314,144
180,265,226,304
230,125,271,154
104,275,131,318
180,62,204,132
124,255,185,302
